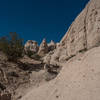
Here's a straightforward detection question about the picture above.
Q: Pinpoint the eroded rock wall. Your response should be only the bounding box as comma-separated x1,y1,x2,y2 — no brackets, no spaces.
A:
48,0,100,65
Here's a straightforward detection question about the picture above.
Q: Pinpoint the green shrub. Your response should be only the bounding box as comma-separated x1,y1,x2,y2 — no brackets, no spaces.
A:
0,32,24,62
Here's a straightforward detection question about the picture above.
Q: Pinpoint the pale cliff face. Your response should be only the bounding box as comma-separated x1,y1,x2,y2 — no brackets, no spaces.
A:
48,0,100,65
61,0,100,50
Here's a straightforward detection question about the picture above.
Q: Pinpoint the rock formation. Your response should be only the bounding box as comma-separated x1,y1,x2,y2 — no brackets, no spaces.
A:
20,0,100,100
38,39,48,57
24,40,39,54
21,46,100,100
46,0,100,66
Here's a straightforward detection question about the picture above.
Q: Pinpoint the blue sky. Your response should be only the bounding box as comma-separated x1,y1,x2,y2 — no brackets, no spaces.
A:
0,0,89,44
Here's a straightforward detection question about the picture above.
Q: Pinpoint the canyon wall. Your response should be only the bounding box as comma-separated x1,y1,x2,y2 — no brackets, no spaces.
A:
48,0,100,65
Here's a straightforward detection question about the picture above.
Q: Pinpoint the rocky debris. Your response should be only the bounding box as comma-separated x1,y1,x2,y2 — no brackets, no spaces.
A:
0,67,8,84
0,53,30,100
0,52,59,100
0,82,6,91
24,40,39,54
18,55,44,71
19,55,41,65
44,64,60,74
48,40,56,52
38,39,48,57
0,91,11,100
43,64,60,81
43,53,52,64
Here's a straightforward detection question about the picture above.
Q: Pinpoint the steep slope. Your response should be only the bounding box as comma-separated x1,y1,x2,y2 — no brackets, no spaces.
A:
21,46,100,100
61,0,100,51
48,0,100,65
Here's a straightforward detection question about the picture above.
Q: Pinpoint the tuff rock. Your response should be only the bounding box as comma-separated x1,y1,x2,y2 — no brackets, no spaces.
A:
38,39,48,57
24,40,39,54
47,0,100,65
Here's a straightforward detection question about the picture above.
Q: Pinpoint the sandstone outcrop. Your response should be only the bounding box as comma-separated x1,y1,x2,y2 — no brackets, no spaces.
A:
38,39,48,57
24,40,39,54
47,0,100,65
